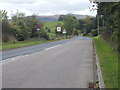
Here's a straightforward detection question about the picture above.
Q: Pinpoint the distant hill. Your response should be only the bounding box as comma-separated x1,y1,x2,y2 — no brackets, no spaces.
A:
36,15,59,22
36,14,93,22
71,14,88,19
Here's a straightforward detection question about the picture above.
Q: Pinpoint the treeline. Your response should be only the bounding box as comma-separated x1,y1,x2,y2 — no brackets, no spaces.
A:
1,10,99,43
1,10,49,43
1,11,94,43
96,2,120,53
58,14,95,36
58,14,79,35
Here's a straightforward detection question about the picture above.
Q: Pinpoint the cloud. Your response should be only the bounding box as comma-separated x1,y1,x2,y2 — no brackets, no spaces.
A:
0,0,97,17
0,0,89,3
0,0,37,4
72,9,97,16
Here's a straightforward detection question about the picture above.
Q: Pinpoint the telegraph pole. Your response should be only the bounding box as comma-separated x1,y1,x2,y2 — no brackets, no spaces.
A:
97,15,100,35
89,0,100,35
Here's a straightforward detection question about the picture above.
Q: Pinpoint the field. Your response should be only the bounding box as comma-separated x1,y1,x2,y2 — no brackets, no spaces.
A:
94,36,118,88
43,21,63,36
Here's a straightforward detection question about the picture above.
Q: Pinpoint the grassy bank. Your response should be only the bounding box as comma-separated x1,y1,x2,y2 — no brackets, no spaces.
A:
43,21,63,36
43,21,63,32
1,40,55,51
1,36,72,51
94,36,118,88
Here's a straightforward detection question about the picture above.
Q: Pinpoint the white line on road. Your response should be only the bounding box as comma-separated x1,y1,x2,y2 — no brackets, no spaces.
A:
2,54,33,63
2,55,24,63
1,45,62,63
45,45,61,51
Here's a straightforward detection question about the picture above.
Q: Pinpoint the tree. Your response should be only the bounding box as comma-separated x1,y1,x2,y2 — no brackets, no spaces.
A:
78,16,94,35
96,2,119,52
1,10,49,42
63,14,79,35
97,2,119,40
83,16,93,34
58,15,65,21
25,15,43,38
72,29,78,36
11,11,45,41
0,10,12,42
78,19,86,31
11,12,30,41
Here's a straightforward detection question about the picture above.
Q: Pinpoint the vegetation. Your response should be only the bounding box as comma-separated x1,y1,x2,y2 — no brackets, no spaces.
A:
1,10,74,50
1,10,49,43
58,14,95,36
94,36,118,88
96,2,119,53
1,20,71,50
43,21,63,32
78,17,96,36
92,2,119,88
43,15,95,37
43,21,63,37
62,14,79,35
2,40,54,50
1,10,79,44
0,1,119,88
1,10,95,46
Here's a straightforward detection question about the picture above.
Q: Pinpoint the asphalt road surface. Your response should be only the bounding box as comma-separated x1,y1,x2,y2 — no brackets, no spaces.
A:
2,36,94,88
2,39,71,60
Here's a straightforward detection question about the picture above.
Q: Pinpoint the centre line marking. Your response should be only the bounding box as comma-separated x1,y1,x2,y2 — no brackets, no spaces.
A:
45,45,61,50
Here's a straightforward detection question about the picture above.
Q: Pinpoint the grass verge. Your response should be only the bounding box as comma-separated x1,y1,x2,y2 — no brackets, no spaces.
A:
94,36,118,88
1,37,71,51
1,40,56,51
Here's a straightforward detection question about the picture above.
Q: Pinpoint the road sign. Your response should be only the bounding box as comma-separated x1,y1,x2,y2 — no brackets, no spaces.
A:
35,24,41,29
57,27,61,32
37,28,40,31
63,29,66,34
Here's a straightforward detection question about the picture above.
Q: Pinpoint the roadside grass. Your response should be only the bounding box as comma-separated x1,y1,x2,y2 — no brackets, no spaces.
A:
1,37,71,51
1,40,55,51
94,36,118,88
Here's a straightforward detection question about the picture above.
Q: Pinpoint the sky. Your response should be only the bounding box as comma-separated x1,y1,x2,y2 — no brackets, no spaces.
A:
0,0,97,18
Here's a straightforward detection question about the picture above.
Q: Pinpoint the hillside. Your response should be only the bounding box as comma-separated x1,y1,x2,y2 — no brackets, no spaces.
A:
43,21,63,36
36,16,58,22
36,14,91,22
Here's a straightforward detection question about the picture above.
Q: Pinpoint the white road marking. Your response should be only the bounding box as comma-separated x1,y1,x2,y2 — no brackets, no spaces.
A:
45,45,61,51
2,54,32,63
2,55,23,63
1,45,62,63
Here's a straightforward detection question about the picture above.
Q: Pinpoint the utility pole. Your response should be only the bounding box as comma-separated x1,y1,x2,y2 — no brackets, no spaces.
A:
89,0,101,36
97,15,100,35
103,19,104,29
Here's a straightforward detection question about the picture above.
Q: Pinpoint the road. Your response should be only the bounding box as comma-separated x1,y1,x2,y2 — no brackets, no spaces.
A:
2,39,71,60
2,36,94,88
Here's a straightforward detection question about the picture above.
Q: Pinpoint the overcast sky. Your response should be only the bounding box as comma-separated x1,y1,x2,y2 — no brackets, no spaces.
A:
0,0,97,17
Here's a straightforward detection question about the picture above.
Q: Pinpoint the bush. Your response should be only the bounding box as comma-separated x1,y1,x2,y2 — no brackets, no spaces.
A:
91,29,98,36
2,34,17,43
